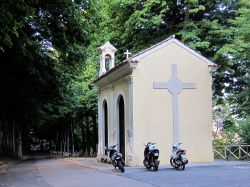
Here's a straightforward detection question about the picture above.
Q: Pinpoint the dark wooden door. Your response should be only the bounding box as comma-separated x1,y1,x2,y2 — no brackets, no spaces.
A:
119,96,125,159
104,101,108,155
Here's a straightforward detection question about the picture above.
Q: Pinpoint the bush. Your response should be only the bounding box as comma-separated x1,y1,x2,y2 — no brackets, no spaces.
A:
238,116,250,144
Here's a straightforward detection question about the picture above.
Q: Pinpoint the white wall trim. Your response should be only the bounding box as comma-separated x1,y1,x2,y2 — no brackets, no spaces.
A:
97,93,101,155
109,85,115,146
127,75,134,161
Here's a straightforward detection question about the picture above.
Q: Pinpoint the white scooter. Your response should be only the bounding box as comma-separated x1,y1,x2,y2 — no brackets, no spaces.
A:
170,143,188,170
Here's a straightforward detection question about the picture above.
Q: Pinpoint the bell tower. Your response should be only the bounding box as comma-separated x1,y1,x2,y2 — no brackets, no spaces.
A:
98,41,117,77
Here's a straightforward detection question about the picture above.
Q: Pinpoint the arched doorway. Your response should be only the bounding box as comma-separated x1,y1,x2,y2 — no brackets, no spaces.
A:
103,100,108,155
118,95,125,159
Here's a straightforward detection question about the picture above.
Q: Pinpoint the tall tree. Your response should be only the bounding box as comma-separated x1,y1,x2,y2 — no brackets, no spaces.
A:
0,0,97,158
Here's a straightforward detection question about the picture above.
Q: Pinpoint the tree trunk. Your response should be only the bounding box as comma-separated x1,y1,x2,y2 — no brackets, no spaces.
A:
17,124,22,159
81,115,86,154
60,135,63,154
0,120,2,156
92,113,98,153
85,115,90,155
67,126,69,153
12,121,16,158
71,117,74,155
184,4,190,23
63,133,66,153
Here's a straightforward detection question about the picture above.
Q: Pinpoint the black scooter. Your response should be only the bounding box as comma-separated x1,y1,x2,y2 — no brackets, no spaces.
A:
143,142,160,171
106,144,125,173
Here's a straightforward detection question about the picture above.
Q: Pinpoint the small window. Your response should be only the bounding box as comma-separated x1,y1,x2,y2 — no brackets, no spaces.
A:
105,54,111,70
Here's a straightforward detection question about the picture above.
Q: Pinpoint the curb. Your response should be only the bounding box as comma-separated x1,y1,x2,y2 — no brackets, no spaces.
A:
63,158,116,174
58,158,250,175
0,163,9,168
0,160,17,168
0,160,18,173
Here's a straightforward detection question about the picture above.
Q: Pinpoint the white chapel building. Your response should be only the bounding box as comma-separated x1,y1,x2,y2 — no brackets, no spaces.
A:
94,36,217,166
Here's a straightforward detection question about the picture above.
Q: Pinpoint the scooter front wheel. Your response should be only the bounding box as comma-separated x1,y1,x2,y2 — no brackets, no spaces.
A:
179,163,185,170
175,160,185,171
153,160,159,171
118,162,125,173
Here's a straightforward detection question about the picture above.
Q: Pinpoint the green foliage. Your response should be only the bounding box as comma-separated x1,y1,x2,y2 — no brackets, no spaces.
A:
0,0,37,51
213,0,250,118
212,99,238,133
1,0,249,156
212,132,235,147
238,117,250,144
0,0,101,155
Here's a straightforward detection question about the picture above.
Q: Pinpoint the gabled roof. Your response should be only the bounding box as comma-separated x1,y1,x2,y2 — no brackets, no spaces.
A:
94,36,217,84
124,35,216,66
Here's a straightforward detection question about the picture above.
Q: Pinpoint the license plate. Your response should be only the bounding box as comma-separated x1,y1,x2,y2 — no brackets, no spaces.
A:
154,153,159,156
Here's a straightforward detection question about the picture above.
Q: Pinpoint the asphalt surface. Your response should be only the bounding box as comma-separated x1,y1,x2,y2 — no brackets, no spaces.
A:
0,157,249,187
0,157,151,187
122,163,250,187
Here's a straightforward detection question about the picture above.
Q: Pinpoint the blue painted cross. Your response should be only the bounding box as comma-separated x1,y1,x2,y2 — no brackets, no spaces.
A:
153,64,196,144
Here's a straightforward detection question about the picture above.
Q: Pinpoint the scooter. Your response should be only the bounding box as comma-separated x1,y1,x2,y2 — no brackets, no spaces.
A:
170,143,188,170
106,144,125,173
143,142,160,171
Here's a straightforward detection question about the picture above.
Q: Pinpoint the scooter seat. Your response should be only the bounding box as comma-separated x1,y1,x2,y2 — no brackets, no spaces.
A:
176,149,185,154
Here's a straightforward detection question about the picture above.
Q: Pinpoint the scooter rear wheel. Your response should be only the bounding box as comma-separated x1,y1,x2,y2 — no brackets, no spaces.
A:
143,159,151,169
170,158,178,168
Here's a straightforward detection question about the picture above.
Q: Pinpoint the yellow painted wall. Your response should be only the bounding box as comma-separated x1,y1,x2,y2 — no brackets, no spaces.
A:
99,79,130,162
132,42,214,165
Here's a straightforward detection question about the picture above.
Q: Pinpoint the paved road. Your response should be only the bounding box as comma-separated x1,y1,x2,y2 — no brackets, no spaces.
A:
123,163,250,187
0,157,151,187
0,157,249,187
